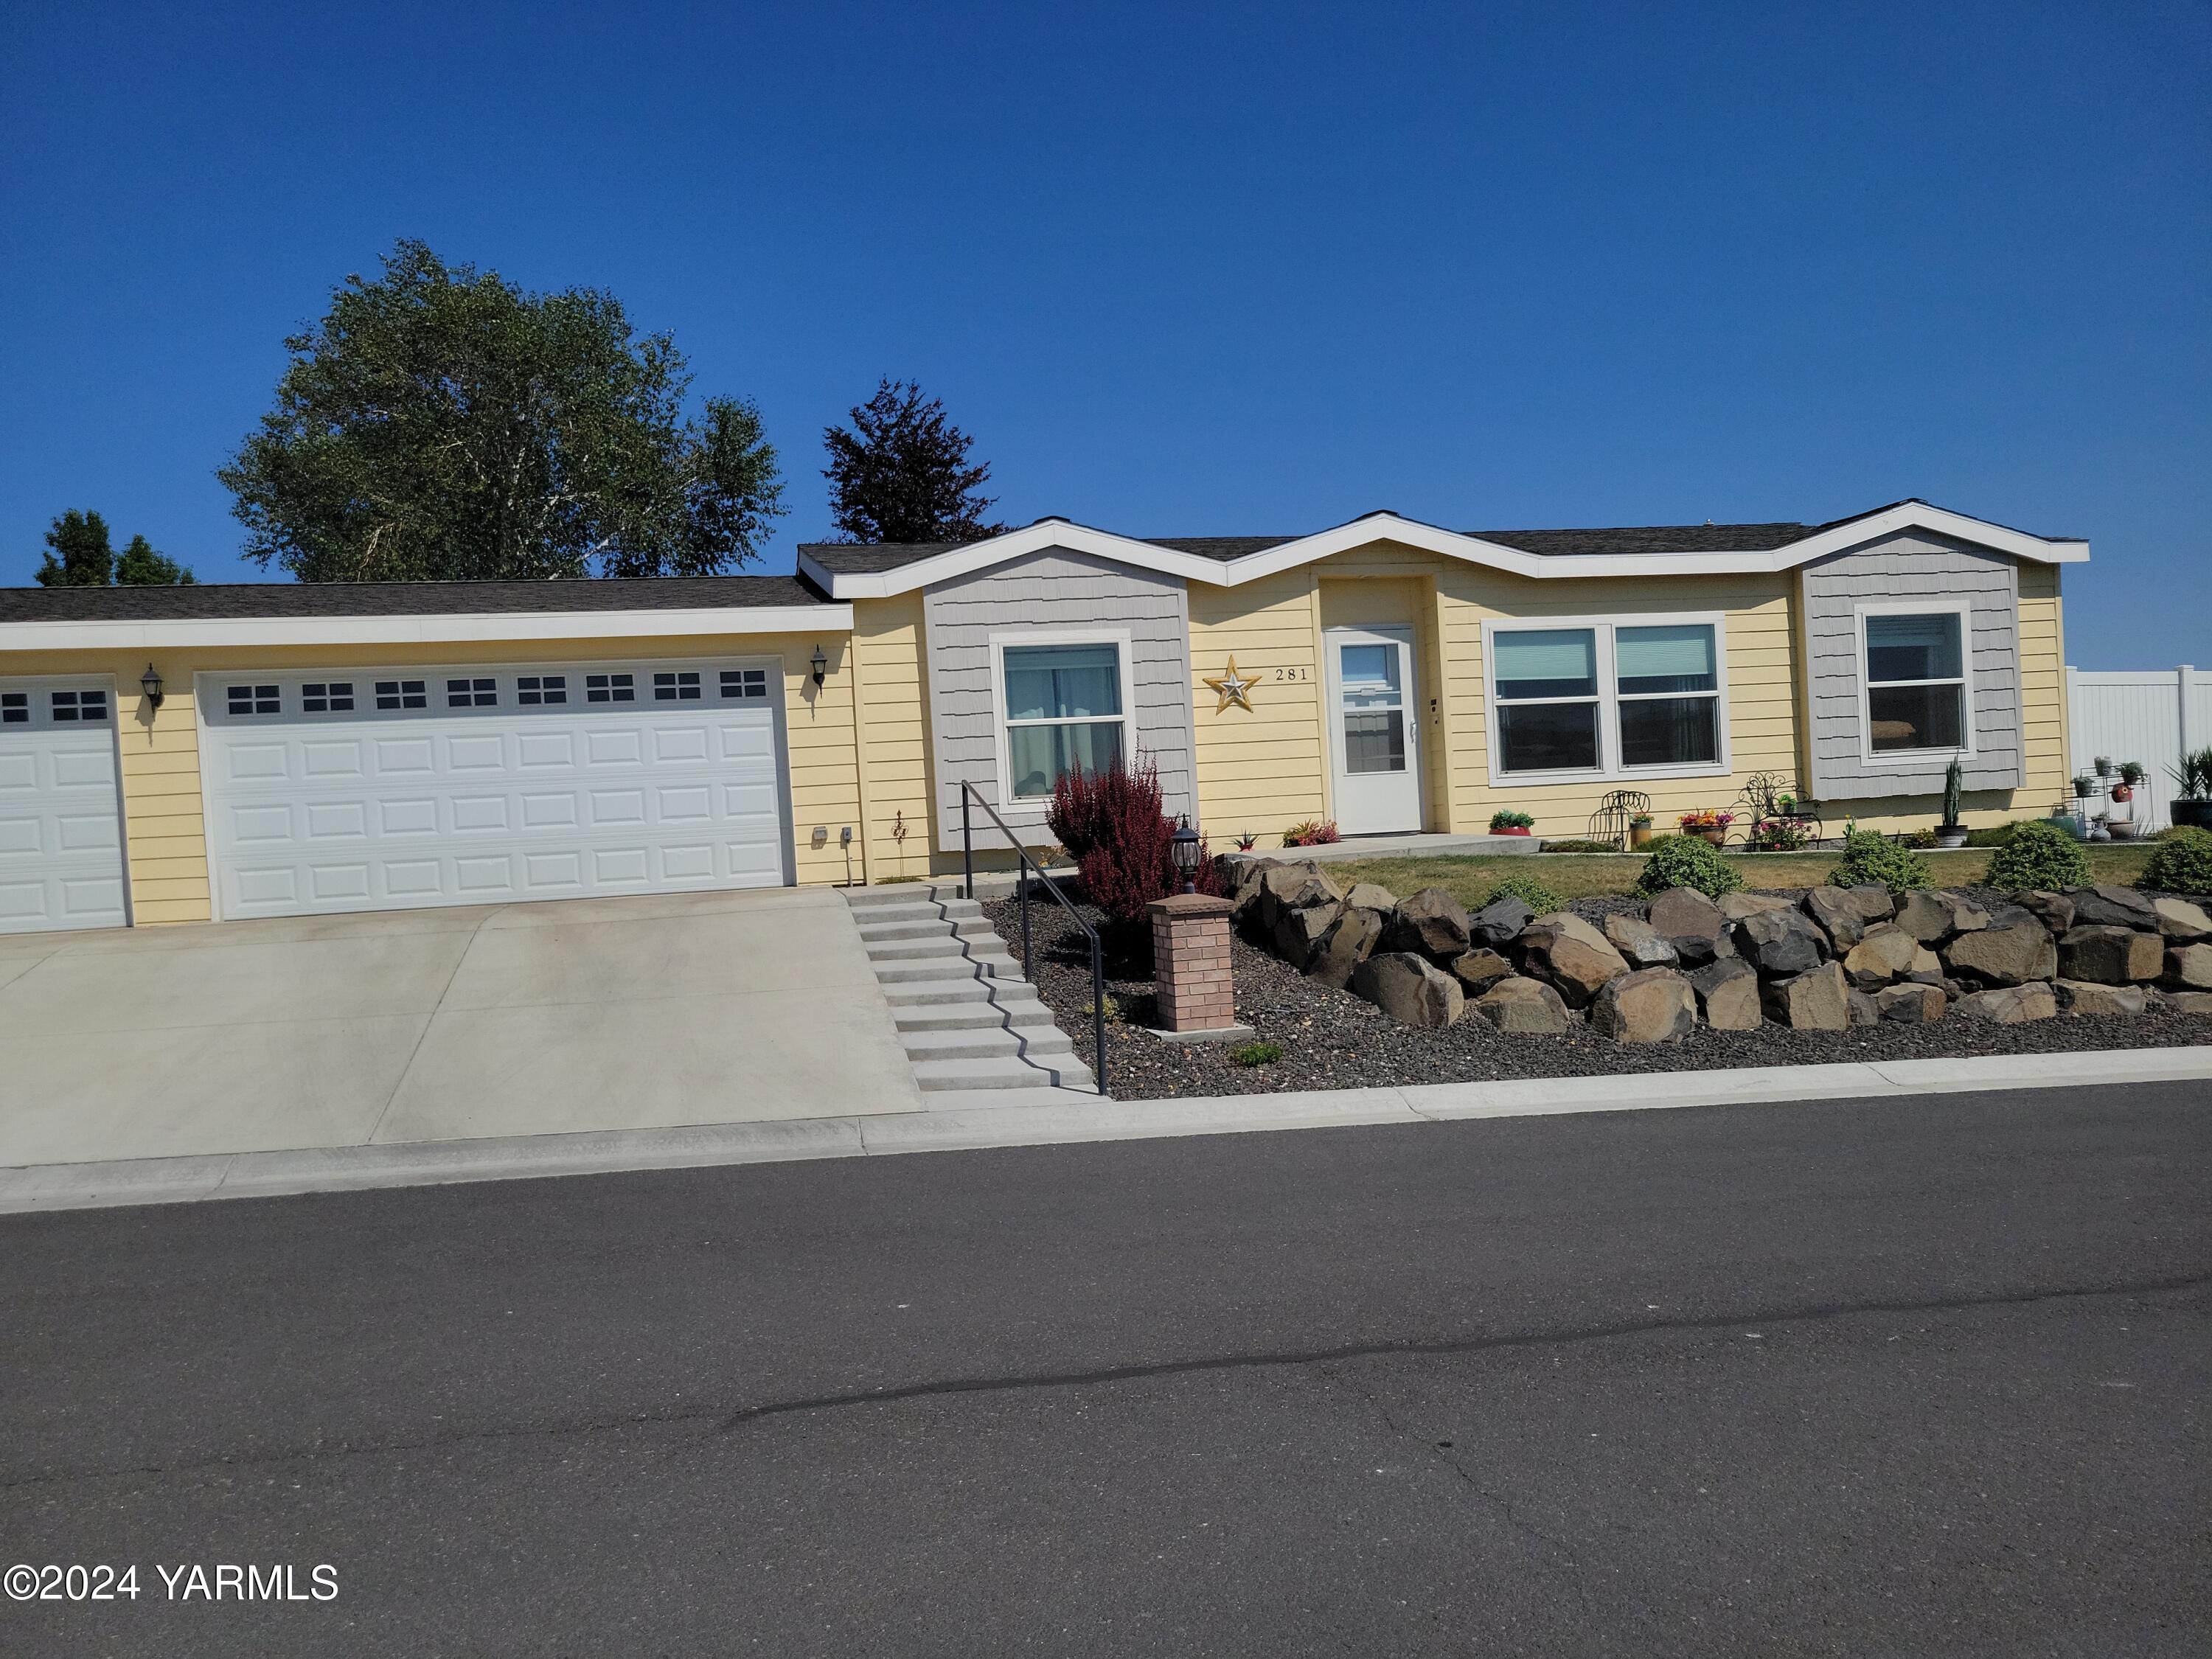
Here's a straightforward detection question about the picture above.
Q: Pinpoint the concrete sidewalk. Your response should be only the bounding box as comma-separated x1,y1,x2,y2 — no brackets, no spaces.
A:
6,1044,2207,1213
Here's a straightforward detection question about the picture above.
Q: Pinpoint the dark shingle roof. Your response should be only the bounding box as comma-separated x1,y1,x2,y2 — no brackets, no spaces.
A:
0,573,832,622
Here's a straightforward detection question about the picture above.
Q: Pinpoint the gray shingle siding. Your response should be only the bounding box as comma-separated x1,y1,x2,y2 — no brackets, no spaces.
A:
922,547,1194,846
1803,531,2025,800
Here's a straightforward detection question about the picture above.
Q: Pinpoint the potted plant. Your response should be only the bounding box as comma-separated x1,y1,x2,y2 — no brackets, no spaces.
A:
1489,809,1536,837
1628,810,1654,847
1677,809,1733,846
2173,748,2212,831
1934,757,1968,848
2094,755,2115,779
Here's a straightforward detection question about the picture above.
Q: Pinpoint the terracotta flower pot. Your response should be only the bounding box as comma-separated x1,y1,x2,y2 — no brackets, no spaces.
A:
1630,824,1652,846
1697,829,1725,846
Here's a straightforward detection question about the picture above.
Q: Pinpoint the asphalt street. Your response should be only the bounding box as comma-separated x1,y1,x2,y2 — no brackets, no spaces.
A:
1,1083,2205,1656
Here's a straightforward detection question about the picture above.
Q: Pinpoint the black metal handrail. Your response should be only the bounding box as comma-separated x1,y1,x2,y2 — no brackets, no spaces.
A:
960,783,1107,1096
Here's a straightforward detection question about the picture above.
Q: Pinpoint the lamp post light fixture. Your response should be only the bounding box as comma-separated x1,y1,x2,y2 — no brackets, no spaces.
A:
1170,813,1203,894
139,664,164,710
810,644,828,686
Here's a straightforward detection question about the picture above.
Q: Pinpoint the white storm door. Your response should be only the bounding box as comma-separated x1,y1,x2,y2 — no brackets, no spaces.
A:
1325,627,1422,835
0,677,130,933
199,661,789,920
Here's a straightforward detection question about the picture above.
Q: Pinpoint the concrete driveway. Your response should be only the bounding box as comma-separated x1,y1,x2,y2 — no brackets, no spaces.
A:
0,888,922,1168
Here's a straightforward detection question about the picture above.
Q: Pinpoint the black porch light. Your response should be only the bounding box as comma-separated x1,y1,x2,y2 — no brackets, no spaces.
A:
139,664,164,709
1170,814,1203,893
810,644,829,686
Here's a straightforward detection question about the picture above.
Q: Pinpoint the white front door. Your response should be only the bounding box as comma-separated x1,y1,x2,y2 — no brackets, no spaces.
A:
199,659,790,920
1325,627,1422,835
0,677,130,933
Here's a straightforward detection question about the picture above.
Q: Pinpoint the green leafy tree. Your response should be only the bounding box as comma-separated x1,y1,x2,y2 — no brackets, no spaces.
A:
35,511,194,585
822,378,1001,543
218,240,785,582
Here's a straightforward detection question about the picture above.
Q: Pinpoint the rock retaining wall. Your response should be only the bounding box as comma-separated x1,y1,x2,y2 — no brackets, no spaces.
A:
1225,860,2212,1045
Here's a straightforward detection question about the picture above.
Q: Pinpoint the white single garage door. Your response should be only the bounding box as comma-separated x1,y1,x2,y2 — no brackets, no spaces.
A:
0,677,131,934
200,658,789,919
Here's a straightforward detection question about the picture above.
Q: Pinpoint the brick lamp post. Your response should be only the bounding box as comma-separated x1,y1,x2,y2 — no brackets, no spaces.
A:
1147,818,1251,1041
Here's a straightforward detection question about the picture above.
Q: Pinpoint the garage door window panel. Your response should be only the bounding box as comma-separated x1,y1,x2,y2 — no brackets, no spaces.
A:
376,680,427,711
448,678,497,709
228,686,279,716
302,682,355,713
586,674,635,703
3,692,28,724
517,675,568,706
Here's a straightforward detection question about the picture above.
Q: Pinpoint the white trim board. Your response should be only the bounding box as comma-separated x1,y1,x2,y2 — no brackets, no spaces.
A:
0,605,851,653
802,503,2090,599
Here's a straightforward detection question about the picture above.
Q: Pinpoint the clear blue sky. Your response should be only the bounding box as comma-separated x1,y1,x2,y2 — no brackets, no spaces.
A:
2,1,2205,666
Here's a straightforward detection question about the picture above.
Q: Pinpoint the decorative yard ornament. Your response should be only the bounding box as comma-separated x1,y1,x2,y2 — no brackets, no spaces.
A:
1203,656,1256,714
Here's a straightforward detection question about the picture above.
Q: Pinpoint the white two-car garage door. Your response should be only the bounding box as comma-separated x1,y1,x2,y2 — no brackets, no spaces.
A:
0,677,131,933
200,659,790,920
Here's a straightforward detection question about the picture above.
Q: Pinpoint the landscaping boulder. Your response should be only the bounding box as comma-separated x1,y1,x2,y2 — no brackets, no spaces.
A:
1474,975,1572,1034
1467,894,1537,947
1942,922,2057,987
1351,952,1464,1029
2058,925,2163,984
1272,899,1342,970
2152,897,2212,942
1876,982,1947,1023
2169,991,2212,1017
1841,922,1920,991
1762,961,1851,1030
1952,984,2059,1023
2016,891,2076,936
1516,913,1630,1008
2065,883,2161,931
1688,958,1762,1030
2056,979,2151,1017
1253,861,1339,937
1803,885,1893,950
1905,945,1945,984
1732,907,1828,977
1590,967,1698,1044
1648,887,1732,964
1717,892,1793,921
1228,858,1281,924
1895,890,1990,945
1379,887,1473,962
1848,988,1881,1026
2165,942,2212,991
1343,883,1399,916
1448,949,1514,993
1307,903,1385,990
1601,912,1679,968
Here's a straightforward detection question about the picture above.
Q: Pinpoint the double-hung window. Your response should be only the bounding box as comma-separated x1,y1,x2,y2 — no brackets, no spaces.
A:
1488,616,1725,780
999,640,1127,801
1861,609,1967,757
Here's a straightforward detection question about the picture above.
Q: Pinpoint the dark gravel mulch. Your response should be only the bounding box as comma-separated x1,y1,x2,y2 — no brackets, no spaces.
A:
981,893,2211,1100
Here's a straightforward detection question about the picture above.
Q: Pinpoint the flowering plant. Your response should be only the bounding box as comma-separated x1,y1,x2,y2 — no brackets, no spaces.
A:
1677,810,1734,831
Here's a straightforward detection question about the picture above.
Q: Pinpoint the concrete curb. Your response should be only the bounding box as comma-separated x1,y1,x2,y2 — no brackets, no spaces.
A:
4,1046,2208,1215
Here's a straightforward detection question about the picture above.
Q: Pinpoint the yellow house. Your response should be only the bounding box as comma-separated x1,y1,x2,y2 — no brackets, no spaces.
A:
0,499,2081,933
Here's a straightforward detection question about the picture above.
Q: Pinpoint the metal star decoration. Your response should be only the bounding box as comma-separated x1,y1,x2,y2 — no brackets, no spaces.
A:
1203,656,1256,714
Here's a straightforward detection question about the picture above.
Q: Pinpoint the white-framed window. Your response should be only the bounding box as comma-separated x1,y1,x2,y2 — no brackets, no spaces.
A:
301,681,354,713
990,631,1133,805
1481,613,1731,785
1856,602,1972,764
375,679,428,711
226,684,280,717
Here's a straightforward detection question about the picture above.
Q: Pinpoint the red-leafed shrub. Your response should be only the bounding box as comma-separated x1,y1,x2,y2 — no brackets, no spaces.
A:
1047,758,1222,925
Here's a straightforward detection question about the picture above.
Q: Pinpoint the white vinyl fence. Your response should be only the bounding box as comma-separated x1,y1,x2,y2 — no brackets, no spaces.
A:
2067,664,2208,829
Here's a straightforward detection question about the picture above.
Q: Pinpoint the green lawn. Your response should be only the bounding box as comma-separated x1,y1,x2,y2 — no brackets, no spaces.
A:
1321,844,2160,908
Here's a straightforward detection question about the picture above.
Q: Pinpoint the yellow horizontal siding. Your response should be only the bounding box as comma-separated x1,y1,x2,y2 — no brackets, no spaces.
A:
1189,569,1329,848
850,592,934,881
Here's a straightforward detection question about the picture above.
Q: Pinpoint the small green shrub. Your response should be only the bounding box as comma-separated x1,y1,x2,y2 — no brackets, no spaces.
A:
1900,827,1938,850
1983,818,2092,892
1539,838,1618,853
2140,826,2212,894
1483,872,1562,914
1827,830,1932,894
1488,809,1535,831
1633,835,1742,899
1227,1040,1282,1067
1965,821,2023,849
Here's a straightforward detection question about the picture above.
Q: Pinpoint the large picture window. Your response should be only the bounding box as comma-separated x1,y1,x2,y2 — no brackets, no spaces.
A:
1863,611,1967,755
1488,618,1725,780
1001,641,1127,800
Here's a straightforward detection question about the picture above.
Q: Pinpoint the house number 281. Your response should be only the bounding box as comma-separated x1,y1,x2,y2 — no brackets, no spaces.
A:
1273,667,1309,681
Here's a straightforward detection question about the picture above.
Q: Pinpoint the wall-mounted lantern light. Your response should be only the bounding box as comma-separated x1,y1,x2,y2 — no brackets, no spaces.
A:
810,644,829,686
139,664,165,709
1170,814,1203,894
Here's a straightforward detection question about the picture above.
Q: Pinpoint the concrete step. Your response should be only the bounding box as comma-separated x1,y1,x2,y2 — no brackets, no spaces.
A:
891,999,1056,1032
900,1026,1077,1063
880,975,1028,1006
851,902,984,928
913,1084,1106,1110
874,961,1020,992
856,916,995,943
914,1054,1096,1093
863,934,1007,962
846,884,970,909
